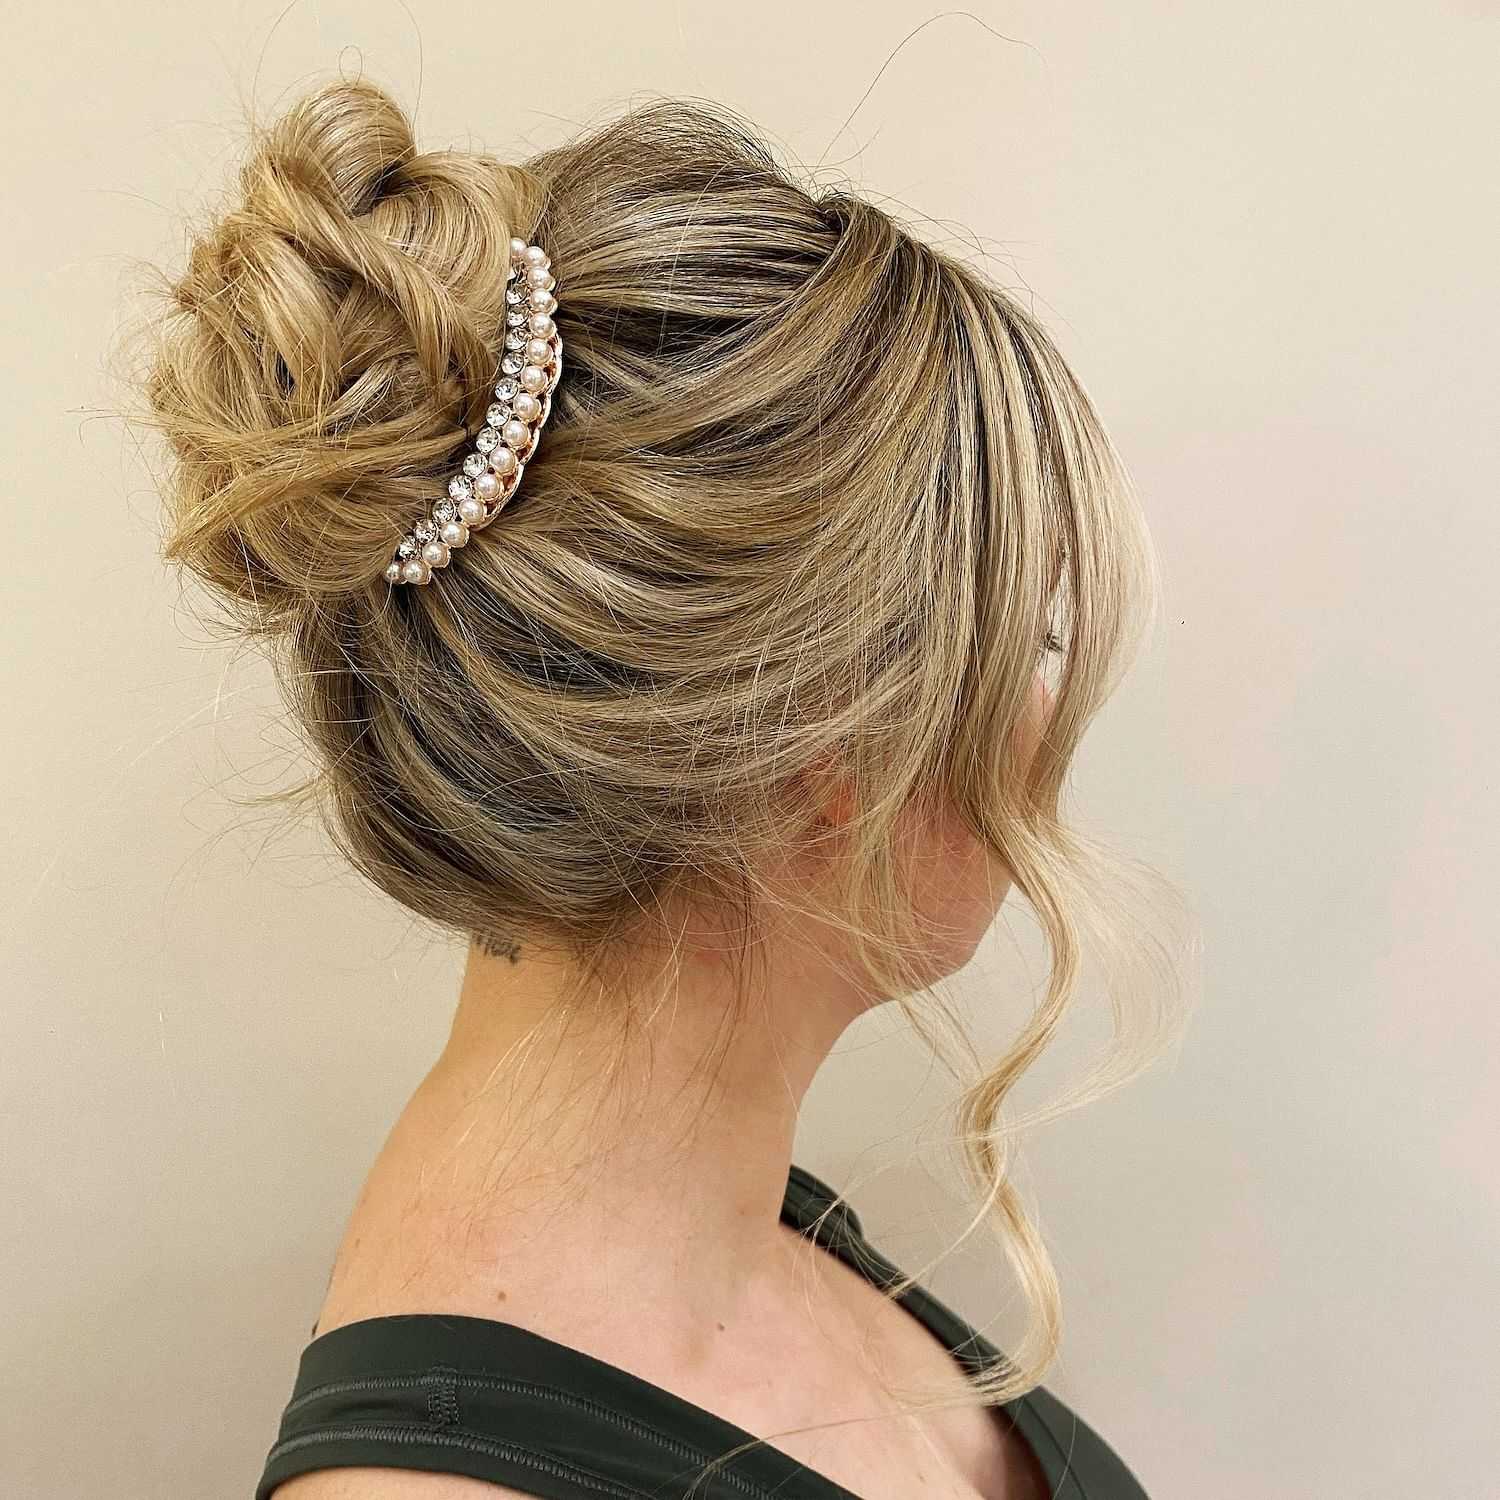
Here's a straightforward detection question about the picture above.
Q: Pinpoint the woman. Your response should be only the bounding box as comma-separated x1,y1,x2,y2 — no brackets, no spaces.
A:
144,79,1160,1500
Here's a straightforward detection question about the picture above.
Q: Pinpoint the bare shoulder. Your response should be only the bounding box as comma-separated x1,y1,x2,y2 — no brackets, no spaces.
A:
270,1470,538,1500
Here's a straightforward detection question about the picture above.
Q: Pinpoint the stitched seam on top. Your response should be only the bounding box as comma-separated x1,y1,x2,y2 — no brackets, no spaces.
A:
263,1422,648,1498
278,1373,791,1499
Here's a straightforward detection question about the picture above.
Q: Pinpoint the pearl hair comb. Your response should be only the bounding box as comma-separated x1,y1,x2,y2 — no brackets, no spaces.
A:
385,237,562,585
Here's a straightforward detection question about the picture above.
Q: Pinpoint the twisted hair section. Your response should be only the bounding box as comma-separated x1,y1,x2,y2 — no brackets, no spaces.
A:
151,81,546,605
141,79,1176,1417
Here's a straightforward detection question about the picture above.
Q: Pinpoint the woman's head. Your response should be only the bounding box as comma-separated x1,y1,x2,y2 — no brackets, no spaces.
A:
143,77,1156,1394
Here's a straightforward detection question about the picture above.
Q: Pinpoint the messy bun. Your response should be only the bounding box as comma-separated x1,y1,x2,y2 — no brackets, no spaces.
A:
149,79,543,607
143,79,1169,1410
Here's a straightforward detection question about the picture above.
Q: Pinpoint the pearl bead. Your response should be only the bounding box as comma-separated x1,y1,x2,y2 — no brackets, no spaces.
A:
526,266,555,290
422,540,451,568
528,314,555,340
491,445,518,475
440,520,469,547
527,288,554,312
512,392,541,422
502,419,530,450
402,558,429,585
524,338,551,366
475,470,501,501
509,237,528,263
458,497,486,524
384,561,402,583
524,245,550,268
520,364,547,394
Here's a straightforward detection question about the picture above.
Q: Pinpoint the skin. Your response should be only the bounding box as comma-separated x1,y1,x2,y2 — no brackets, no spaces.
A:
276,679,1053,1500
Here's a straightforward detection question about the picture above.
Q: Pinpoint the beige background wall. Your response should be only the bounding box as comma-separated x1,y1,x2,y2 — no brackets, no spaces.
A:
4,3,1496,1497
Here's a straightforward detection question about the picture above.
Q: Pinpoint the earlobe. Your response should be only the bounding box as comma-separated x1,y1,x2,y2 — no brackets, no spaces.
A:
821,779,859,831
1013,671,1054,774
798,750,859,832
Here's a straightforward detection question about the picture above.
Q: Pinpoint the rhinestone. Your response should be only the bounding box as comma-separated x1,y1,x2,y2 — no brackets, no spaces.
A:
414,519,438,544
486,402,511,428
462,452,486,478
494,377,519,401
434,500,458,523
505,285,524,305
397,538,419,560
505,330,527,351
448,475,473,501
501,353,523,376
475,425,499,453
506,311,527,328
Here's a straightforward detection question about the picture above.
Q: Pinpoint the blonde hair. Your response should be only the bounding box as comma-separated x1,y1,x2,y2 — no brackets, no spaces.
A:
142,77,1175,1425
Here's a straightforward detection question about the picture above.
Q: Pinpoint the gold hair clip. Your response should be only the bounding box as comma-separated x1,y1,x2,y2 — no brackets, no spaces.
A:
386,238,561,585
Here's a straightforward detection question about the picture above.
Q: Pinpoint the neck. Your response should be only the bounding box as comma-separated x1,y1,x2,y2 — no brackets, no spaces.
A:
392,919,869,1315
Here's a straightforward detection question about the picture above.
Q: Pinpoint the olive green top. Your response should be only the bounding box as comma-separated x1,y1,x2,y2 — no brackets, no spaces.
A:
256,1164,1148,1500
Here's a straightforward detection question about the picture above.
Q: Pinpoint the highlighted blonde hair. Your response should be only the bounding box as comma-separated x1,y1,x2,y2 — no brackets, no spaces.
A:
142,78,1176,1424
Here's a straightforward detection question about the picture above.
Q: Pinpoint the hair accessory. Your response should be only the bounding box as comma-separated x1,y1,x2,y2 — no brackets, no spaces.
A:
386,238,562,585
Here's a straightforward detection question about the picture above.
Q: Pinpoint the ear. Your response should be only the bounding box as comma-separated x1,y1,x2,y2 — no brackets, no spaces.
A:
799,749,859,831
